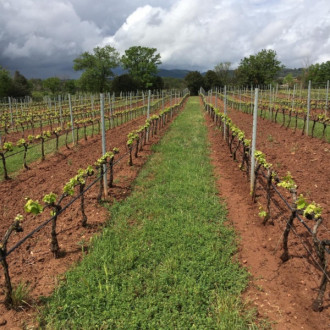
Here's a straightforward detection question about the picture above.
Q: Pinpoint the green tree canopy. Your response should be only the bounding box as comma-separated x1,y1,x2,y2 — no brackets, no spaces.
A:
63,80,77,94
204,70,220,90
214,61,231,87
150,76,164,90
29,78,43,91
0,66,13,98
184,71,205,96
236,49,282,86
74,45,120,93
121,46,161,89
306,61,330,84
10,71,31,97
43,77,62,95
283,73,294,87
111,74,139,94
163,77,187,90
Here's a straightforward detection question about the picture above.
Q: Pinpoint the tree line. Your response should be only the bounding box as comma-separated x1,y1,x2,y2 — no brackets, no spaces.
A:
185,50,330,95
1,46,329,99
0,45,164,100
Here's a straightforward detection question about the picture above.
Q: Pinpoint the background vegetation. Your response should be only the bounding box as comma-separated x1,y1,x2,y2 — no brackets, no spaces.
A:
1,46,329,100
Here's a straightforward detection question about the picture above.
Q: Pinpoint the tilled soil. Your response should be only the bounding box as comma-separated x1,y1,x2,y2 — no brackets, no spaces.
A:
1,100,147,145
0,104,183,329
213,96,330,222
0,96,329,329
204,98,329,329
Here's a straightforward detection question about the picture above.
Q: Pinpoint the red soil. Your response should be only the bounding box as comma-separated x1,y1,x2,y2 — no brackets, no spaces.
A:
0,96,329,329
204,98,329,329
0,104,183,329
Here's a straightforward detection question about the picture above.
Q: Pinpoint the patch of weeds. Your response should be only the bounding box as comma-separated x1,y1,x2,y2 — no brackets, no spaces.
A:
266,134,274,142
11,281,31,310
290,142,299,153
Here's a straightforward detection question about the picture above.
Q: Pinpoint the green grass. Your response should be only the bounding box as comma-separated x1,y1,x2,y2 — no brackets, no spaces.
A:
41,97,260,329
0,99,167,180
263,110,330,142
238,106,330,142
229,96,330,142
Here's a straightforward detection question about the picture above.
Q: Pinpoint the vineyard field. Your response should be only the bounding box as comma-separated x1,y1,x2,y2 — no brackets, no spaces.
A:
0,93,329,329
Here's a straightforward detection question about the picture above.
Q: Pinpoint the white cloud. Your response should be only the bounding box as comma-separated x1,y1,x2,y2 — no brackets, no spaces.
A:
0,0,329,77
103,0,330,70
0,0,102,59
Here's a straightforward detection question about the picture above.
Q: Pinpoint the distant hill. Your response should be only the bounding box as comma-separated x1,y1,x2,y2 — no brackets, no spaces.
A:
158,69,190,79
277,67,304,78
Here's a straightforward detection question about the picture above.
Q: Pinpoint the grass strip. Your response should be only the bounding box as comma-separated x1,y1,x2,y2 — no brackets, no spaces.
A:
262,110,330,142
41,96,259,329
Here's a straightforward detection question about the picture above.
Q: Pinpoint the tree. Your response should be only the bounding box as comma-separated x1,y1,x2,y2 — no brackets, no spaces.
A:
121,46,161,89
43,77,62,95
10,71,31,97
63,80,77,94
204,70,220,90
236,49,282,86
163,77,187,90
306,61,330,84
283,73,294,87
29,78,43,91
184,71,205,96
111,74,139,94
73,45,120,93
214,61,231,86
0,66,13,98
150,76,164,90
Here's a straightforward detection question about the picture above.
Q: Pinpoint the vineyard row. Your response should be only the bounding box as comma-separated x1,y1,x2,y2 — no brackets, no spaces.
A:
200,93,329,312
0,93,189,309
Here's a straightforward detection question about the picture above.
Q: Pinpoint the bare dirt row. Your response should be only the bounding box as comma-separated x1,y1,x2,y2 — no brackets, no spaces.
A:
205,97,329,329
213,96,330,223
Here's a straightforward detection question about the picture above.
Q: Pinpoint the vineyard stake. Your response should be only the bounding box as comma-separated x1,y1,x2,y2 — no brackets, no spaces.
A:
223,86,227,139
215,88,218,109
162,90,164,111
269,84,272,120
8,97,13,126
58,95,63,129
325,80,329,116
108,93,112,115
250,85,253,113
250,88,259,193
146,90,151,142
112,93,115,116
306,80,311,135
100,93,108,198
68,94,75,145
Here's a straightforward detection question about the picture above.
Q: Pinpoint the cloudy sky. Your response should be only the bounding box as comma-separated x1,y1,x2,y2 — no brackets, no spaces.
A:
1,0,329,78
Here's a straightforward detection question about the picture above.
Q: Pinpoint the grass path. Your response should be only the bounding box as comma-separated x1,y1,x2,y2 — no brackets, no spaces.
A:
41,97,258,329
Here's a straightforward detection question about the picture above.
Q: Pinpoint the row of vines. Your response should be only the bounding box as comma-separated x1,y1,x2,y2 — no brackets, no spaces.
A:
205,86,329,141
0,93,188,309
0,93,182,180
200,93,329,312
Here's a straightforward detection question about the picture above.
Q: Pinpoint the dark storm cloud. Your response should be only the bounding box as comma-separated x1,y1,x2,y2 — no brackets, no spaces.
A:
0,0,329,78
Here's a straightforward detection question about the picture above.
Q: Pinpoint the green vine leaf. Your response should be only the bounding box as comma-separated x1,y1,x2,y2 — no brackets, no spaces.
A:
278,172,297,190
296,194,307,210
303,202,322,219
43,192,57,205
24,199,43,215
